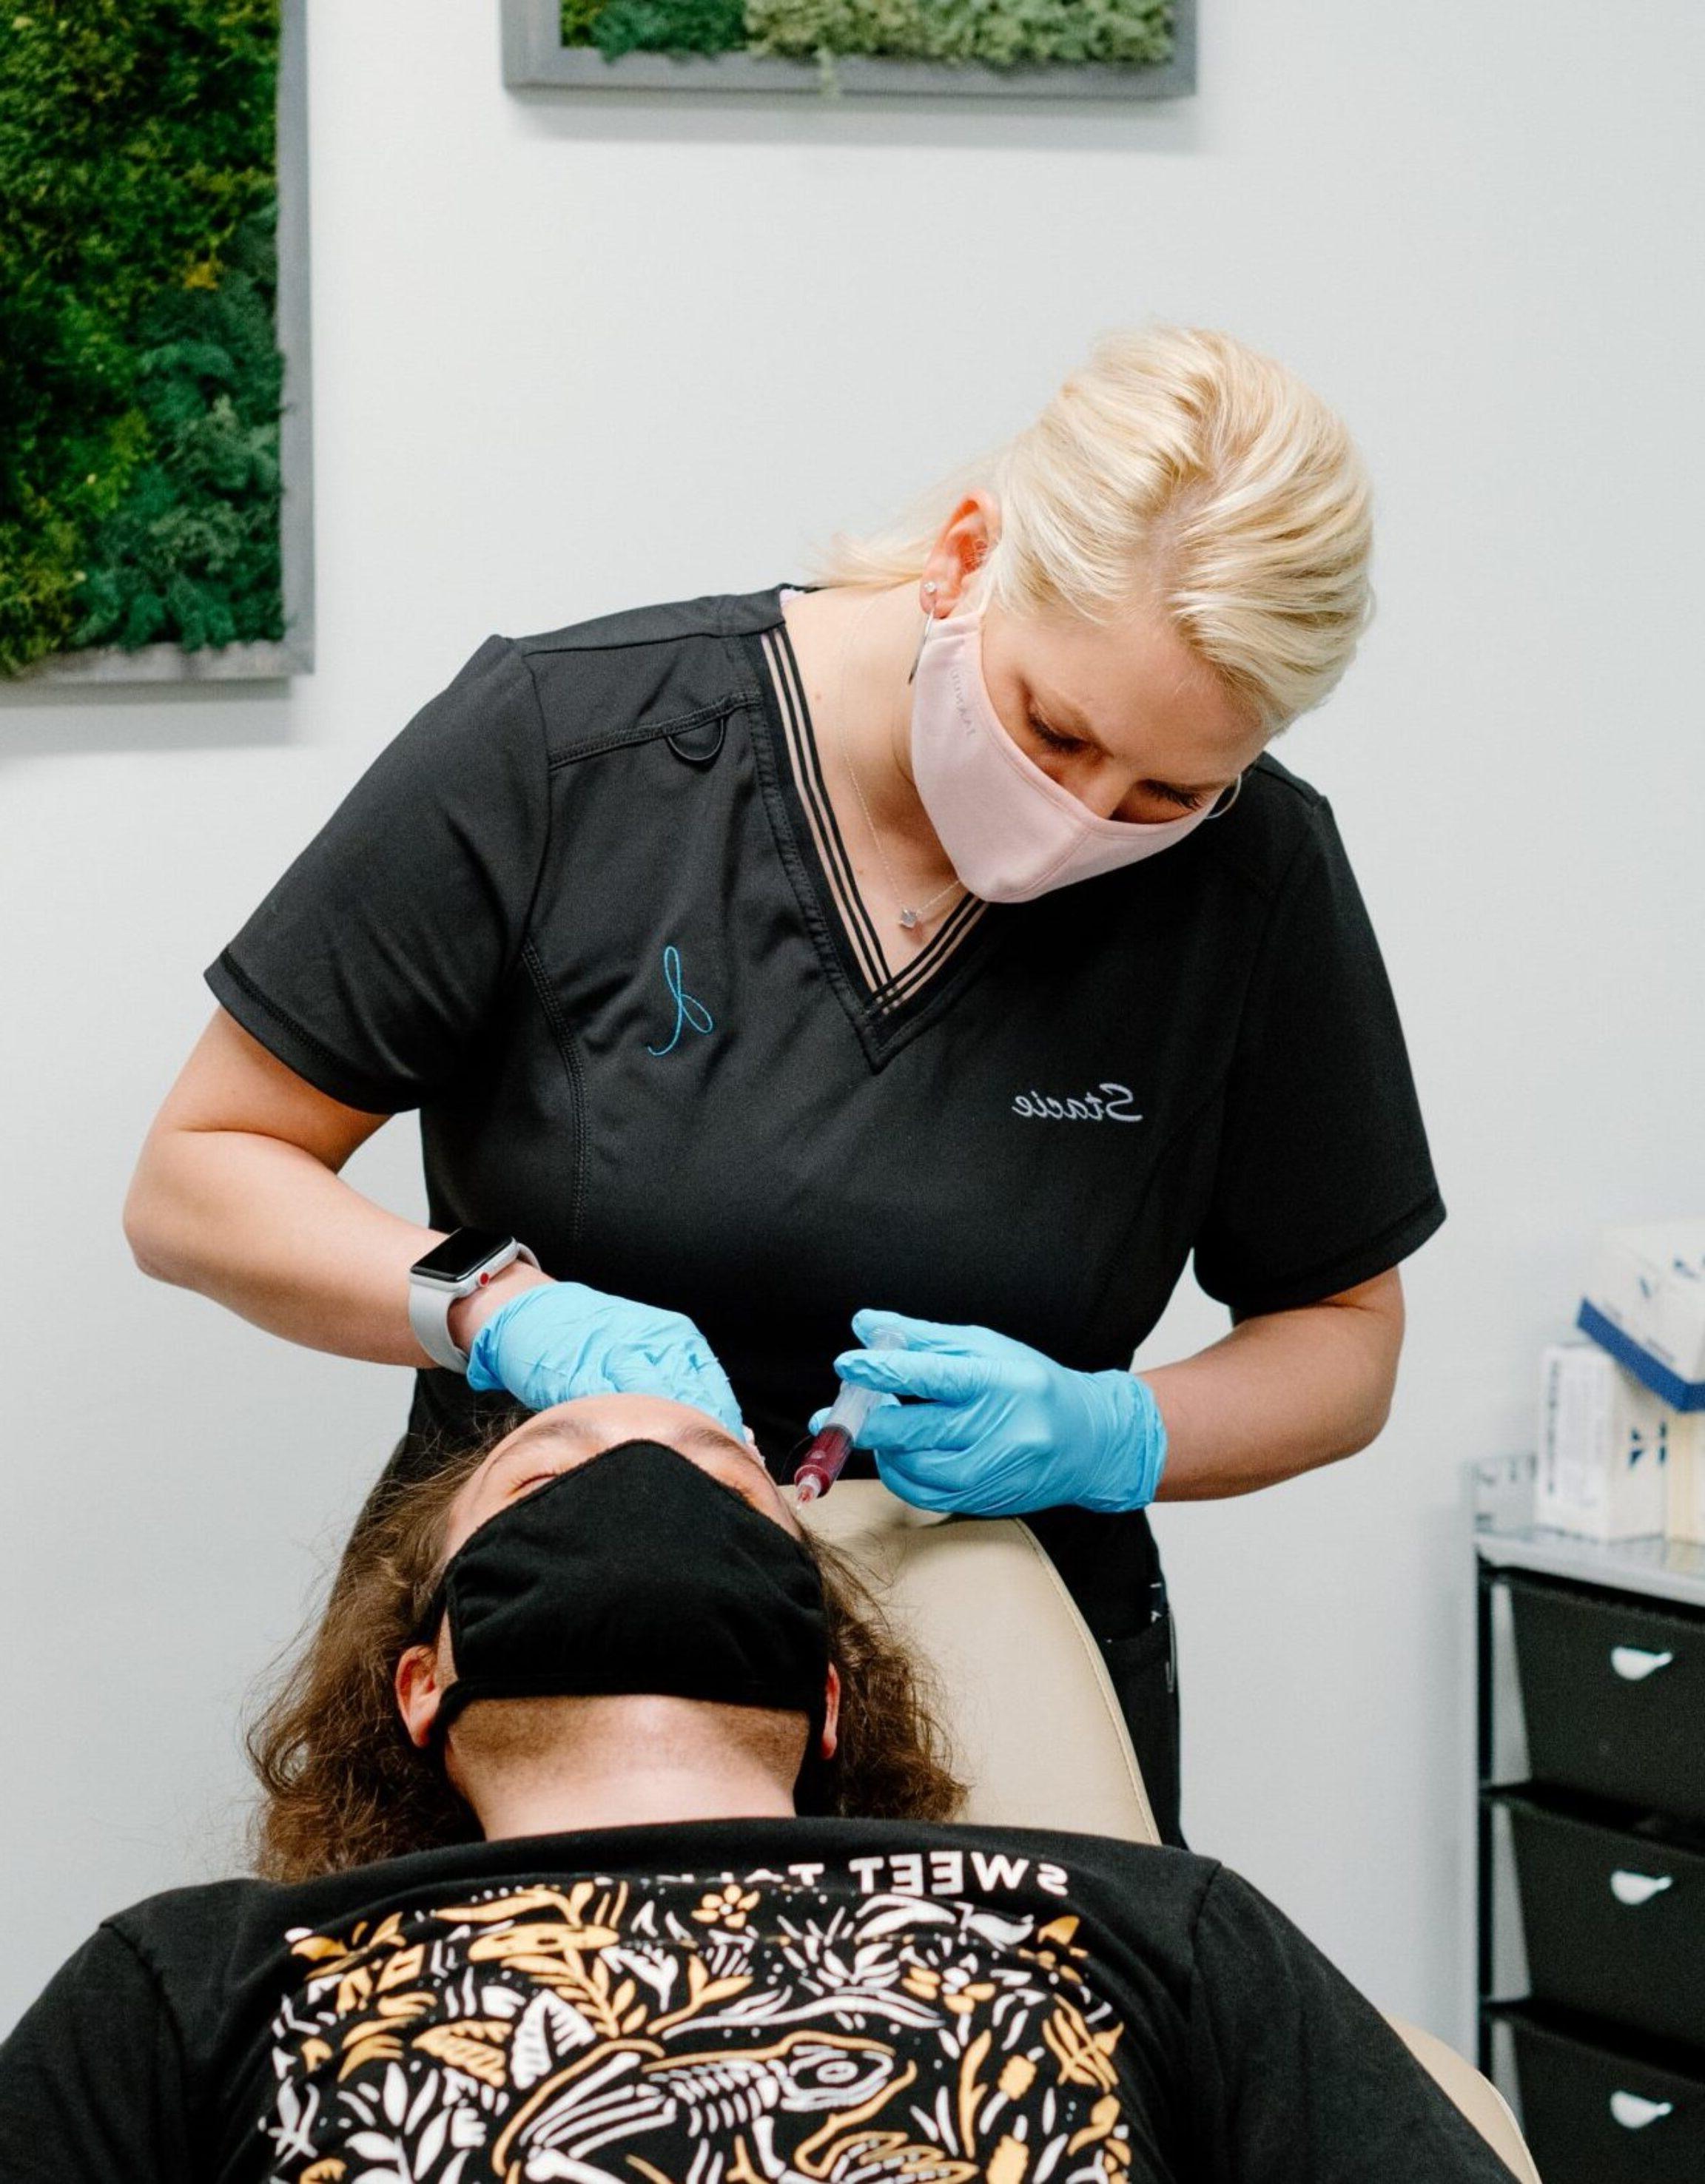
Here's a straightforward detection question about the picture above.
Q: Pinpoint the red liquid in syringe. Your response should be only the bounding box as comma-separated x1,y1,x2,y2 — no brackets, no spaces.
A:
792,1424,852,1504
792,1328,906,1503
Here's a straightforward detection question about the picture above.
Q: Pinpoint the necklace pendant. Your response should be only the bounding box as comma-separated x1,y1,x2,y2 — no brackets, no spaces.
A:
898,908,921,931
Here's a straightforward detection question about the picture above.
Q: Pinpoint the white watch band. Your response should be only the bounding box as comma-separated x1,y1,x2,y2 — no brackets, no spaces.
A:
408,1278,474,1373
408,1240,539,1375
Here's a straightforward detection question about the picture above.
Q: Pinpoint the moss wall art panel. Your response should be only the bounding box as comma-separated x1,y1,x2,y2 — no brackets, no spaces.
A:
1,0,312,684
505,0,1194,96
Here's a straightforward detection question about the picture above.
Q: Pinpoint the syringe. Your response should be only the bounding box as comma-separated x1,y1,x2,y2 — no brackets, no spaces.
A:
792,1327,907,1504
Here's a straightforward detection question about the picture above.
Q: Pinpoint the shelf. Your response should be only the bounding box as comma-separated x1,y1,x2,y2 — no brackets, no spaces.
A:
1476,1526,1705,1613
1470,1452,1705,1611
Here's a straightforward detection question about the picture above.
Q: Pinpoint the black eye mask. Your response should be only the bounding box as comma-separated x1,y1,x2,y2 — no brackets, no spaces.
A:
422,1439,833,1808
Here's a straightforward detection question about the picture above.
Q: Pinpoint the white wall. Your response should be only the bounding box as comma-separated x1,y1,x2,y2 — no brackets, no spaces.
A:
4,0,1702,2045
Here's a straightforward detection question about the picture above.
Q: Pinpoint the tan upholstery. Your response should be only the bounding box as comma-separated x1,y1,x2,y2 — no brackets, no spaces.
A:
798,1481,1540,2183
801,1478,1160,1842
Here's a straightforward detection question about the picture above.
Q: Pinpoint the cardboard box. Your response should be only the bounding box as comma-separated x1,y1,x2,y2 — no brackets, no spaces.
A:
1578,1221,1705,1411
1536,1343,1667,1541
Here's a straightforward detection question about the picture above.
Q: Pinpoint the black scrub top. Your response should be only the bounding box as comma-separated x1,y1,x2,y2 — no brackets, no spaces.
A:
207,582,1443,1714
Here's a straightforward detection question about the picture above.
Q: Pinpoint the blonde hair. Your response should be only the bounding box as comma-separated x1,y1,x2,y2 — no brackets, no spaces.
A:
800,323,1373,735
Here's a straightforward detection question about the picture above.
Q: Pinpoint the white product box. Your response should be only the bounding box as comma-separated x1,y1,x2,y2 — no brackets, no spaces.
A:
1536,1343,1668,1541
1578,1221,1705,1412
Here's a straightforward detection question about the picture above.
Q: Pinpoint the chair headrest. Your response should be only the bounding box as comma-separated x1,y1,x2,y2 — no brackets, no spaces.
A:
798,1480,1160,1845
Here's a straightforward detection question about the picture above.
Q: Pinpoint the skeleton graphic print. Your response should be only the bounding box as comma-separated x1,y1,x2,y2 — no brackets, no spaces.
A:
263,1862,1133,2184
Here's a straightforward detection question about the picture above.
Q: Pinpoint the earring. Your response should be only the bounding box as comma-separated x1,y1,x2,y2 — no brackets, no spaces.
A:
907,580,941,687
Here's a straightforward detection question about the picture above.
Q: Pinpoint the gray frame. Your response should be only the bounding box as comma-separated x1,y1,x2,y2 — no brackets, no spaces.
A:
502,0,1195,99
18,0,314,687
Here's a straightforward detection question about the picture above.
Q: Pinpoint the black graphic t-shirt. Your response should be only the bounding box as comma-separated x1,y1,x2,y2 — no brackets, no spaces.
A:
0,1819,1512,2183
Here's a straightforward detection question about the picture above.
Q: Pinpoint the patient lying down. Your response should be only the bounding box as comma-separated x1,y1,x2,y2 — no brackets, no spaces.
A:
0,1395,1519,2181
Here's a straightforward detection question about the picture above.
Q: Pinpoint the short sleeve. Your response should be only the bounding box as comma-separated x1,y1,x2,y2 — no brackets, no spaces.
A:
0,1924,191,2183
1186,1867,1517,2182
206,635,551,1113
1191,799,1444,1315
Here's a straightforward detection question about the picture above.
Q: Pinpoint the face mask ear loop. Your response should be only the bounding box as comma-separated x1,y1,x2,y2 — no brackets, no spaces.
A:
907,579,941,686
404,1571,450,1763
1204,770,1245,820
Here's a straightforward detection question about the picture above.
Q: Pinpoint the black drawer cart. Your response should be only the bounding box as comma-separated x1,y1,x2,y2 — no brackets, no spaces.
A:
1473,1453,1705,2183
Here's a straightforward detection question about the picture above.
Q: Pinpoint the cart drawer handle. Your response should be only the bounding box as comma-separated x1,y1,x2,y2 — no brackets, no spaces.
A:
1610,1870,1674,1907
1611,1645,1675,1681
1610,2092,1674,2130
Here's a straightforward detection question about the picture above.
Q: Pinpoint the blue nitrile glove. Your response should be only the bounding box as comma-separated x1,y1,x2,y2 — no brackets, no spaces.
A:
467,1281,744,1438
808,1307,1166,1517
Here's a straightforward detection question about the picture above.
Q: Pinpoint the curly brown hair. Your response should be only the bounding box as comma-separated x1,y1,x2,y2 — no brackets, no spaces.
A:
245,1412,965,1882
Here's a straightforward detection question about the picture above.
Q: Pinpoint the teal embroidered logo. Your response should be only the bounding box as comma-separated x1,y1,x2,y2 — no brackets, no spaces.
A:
646,944,716,1057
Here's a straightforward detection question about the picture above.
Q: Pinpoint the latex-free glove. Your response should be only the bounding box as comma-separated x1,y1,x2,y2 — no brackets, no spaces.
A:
810,1307,1166,1517
467,1281,744,1438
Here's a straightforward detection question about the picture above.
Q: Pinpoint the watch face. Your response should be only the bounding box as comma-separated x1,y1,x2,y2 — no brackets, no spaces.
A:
412,1230,513,1285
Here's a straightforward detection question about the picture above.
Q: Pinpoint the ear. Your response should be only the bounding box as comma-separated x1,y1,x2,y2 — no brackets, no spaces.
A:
818,1661,841,1763
394,1640,448,1751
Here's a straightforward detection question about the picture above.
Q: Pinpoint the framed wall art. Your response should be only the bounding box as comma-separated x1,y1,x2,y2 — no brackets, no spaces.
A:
3,0,312,685
502,0,1194,101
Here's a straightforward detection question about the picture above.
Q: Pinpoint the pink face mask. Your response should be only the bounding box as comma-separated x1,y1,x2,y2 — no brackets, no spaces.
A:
909,570,1234,904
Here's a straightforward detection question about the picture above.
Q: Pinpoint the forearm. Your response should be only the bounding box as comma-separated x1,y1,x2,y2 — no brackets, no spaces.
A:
123,1127,543,1366
1144,1275,1404,1500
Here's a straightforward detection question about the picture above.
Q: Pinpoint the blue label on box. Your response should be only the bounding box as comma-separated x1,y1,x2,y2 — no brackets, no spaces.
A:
1578,1298,1705,1412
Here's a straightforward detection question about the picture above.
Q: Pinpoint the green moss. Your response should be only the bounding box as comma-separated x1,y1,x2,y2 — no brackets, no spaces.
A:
742,0,1173,67
0,1,285,674
75,207,284,653
561,0,612,44
562,0,1172,67
589,0,747,57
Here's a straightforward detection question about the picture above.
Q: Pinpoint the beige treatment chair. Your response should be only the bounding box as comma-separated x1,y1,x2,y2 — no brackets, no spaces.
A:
798,1481,1541,2183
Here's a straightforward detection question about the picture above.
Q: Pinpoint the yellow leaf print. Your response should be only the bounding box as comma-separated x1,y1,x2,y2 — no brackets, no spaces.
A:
1038,1917,1080,1946
1042,2001,1123,2092
414,2023,510,2087
651,1955,752,2032
957,2027,992,2156
336,2033,403,2080
289,1935,349,1965
952,2018,992,2157
986,2136,1029,2184
377,1945,426,1990
437,1882,623,1939
300,2163,346,2183
997,2055,1036,2100
466,1921,622,1965
1066,2092,1123,2157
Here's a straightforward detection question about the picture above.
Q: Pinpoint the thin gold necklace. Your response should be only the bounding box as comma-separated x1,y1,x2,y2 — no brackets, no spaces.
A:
830,587,964,932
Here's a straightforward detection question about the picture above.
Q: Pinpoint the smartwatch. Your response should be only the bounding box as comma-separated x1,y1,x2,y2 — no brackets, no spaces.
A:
408,1228,540,1373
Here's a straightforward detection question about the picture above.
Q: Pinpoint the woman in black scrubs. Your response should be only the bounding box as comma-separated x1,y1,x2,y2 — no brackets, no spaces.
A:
125,325,1442,1845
